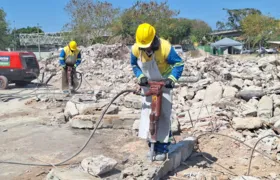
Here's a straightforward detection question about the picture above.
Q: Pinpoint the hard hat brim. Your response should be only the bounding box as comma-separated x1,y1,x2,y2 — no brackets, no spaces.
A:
136,37,153,48
136,42,153,48
70,47,77,51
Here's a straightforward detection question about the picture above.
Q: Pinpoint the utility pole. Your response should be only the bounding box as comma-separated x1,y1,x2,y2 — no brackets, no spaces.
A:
37,23,41,60
13,21,16,51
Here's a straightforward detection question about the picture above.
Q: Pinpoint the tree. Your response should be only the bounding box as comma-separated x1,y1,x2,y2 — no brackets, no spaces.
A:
241,14,277,47
168,18,192,44
111,0,179,43
216,8,261,30
64,0,120,46
12,26,43,34
0,8,10,50
190,20,212,45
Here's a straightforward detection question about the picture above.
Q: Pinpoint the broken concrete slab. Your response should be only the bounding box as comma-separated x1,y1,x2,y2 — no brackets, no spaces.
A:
178,87,195,101
70,118,94,129
81,155,118,176
203,82,223,105
64,101,79,120
258,96,273,121
193,89,205,101
76,101,118,115
46,168,100,180
120,137,196,180
232,117,263,130
257,129,278,153
120,162,158,180
155,137,196,179
223,86,238,98
242,99,258,117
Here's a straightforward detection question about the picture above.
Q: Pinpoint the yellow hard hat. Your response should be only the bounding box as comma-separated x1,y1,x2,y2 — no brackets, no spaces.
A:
69,41,77,50
136,23,156,48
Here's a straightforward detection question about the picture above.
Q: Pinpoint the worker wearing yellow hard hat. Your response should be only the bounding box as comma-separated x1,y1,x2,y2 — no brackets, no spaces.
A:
130,23,184,161
59,40,82,93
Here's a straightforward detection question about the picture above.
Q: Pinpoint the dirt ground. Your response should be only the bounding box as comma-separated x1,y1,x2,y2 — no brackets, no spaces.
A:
0,86,148,180
164,129,280,180
1,86,280,180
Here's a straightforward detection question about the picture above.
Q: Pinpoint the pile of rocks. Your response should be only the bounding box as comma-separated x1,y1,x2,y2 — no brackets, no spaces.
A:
39,43,135,90
172,55,280,128
42,44,280,143
40,43,280,179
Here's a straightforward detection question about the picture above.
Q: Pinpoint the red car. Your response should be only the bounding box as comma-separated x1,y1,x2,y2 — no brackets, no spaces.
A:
0,51,40,89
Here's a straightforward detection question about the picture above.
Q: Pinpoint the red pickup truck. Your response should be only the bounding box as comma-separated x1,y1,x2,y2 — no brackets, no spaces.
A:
0,51,40,89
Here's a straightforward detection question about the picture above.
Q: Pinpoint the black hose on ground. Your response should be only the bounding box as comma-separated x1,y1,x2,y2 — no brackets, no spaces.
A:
0,89,138,166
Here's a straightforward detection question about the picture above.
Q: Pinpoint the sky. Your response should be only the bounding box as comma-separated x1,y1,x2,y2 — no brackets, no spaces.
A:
1,0,280,32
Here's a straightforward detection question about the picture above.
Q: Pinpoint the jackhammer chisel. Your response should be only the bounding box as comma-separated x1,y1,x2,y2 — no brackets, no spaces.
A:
67,66,74,94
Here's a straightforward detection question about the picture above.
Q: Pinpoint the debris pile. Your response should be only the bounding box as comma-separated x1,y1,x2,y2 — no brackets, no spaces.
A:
38,44,280,179
40,43,134,91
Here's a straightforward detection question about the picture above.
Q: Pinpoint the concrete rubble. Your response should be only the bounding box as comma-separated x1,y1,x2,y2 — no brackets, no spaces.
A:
120,137,196,180
37,44,280,180
81,155,118,176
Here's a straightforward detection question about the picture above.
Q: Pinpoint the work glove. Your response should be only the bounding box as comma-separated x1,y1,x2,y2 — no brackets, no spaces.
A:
74,64,77,69
165,78,175,89
139,77,148,86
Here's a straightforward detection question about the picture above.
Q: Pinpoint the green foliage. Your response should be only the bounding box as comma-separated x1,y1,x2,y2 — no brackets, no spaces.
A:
12,26,43,34
0,8,10,50
241,14,277,47
216,8,261,30
111,0,210,45
64,0,120,46
190,20,212,44
111,0,179,43
64,0,211,45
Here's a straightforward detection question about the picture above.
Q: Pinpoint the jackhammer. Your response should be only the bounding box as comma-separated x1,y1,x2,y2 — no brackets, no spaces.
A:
143,81,166,162
65,66,82,94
